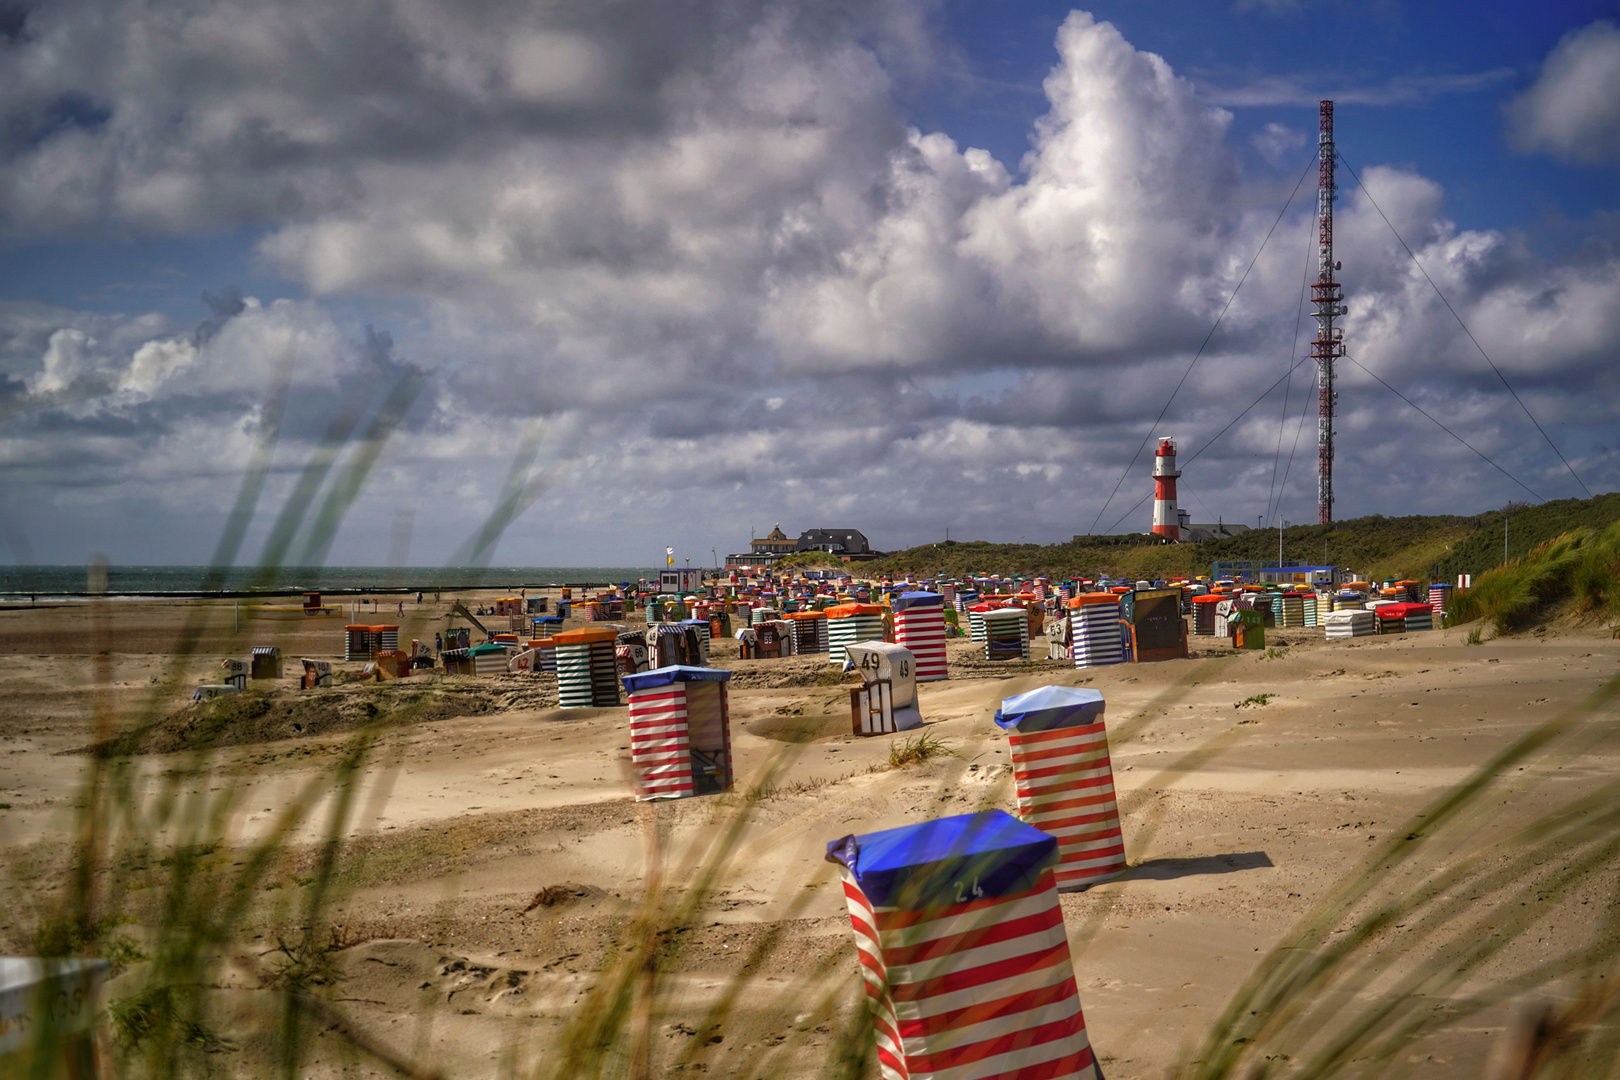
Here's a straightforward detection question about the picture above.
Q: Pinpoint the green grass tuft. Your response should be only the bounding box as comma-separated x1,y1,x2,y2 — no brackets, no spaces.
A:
887,730,959,768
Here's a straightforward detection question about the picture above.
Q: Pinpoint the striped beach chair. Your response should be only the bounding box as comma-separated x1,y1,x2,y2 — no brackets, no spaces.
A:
1068,594,1124,668
625,666,733,800
995,686,1126,889
826,810,1101,1080
892,592,948,681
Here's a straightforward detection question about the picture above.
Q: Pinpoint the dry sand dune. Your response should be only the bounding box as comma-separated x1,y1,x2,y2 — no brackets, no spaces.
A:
1,591,1617,1077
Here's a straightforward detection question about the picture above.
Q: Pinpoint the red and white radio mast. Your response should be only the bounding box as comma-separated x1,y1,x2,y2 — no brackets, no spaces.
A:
1311,100,1344,525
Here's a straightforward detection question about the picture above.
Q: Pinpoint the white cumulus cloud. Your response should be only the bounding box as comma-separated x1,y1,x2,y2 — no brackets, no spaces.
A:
1506,20,1620,164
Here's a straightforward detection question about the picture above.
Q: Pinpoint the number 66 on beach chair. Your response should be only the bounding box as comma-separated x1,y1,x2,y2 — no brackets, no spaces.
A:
826,810,1102,1080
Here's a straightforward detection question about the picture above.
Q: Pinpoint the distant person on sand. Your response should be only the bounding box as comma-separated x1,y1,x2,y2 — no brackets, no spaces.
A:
397,600,404,614
435,632,442,653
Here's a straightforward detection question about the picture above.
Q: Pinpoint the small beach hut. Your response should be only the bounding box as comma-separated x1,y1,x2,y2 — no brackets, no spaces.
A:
785,610,830,655
192,684,238,700
647,622,705,669
1127,587,1188,662
0,957,109,1077
440,647,472,674
891,592,948,681
220,658,249,691
967,603,994,644
982,607,1031,661
825,810,1102,1080
300,658,333,689
754,622,786,659
554,627,621,707
995,686,1125,889
250,646,283,680
1068,594,1124,669
1325,610,1376,640
679,618,712,663
344,624,372,662
826,603,885,666
531,638,559,672
1280,592,1305,628
624,666,734,800
1229,608,1265,649
1046,608,1072,660
465,642,506,676
1383,602,1434,633
844,641,922,735
1192,594,1222,635
614,629,650,682
371,649,409,679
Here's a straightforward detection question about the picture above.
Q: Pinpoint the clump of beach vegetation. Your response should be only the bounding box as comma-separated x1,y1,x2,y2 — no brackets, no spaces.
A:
1451,522,1620,634
887,730,958,768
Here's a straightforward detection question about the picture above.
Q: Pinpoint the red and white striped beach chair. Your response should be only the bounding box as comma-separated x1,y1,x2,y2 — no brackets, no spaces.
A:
892,591,949,682
826,810,1102,1080
995,687,1126,890
624,666,733,800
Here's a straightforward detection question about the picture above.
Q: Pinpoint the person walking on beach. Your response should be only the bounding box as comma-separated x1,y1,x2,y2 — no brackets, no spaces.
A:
434,632,443,654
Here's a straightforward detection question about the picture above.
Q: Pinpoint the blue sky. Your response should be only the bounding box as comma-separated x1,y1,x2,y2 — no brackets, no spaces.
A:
925,1,1618,233
0,0,1616,566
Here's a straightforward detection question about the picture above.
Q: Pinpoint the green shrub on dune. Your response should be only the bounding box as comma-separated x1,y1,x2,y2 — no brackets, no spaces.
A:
1450,522,1620,634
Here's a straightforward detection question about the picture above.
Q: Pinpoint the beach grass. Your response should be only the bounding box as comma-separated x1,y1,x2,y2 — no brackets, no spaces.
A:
1451,523,1620,634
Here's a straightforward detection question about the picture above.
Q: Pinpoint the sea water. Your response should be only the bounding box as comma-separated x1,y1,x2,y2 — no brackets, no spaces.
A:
0,565,663,601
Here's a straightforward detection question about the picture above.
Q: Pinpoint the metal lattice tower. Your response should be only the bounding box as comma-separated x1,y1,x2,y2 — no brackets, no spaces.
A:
1311,100,1343,524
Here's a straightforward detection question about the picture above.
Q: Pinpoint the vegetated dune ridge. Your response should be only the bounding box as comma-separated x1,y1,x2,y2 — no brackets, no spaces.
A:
867,489,1620,584
0,589,1617,1078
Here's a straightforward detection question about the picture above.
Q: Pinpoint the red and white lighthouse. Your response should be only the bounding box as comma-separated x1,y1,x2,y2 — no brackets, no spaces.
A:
1152,437,1181,541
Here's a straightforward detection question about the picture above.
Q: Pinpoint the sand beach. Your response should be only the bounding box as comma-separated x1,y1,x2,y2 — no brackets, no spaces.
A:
1,588,1616,1077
